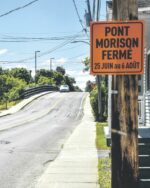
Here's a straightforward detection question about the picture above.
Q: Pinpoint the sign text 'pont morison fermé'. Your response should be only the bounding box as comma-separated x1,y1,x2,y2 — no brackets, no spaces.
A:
90,21,144,75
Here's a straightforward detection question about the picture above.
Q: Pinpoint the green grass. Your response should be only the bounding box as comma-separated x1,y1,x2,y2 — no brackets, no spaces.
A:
96,122,110,150
96,122,111,188
98,158,111,188
0,100,21,110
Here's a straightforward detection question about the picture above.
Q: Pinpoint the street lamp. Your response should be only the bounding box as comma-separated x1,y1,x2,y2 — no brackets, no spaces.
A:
50,58,54,71
35,50,40,76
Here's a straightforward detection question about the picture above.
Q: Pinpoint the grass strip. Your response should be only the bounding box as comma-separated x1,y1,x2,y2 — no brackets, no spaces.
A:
0,100,21,110
96,122,111,188
98,158,111,188
96,122,110,150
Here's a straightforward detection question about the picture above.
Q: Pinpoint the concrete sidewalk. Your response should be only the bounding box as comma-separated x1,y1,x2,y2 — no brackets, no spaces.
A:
35,95,99,188
0,91,53,117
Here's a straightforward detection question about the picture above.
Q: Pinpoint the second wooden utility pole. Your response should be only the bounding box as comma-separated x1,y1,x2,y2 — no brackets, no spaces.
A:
111,0,139,188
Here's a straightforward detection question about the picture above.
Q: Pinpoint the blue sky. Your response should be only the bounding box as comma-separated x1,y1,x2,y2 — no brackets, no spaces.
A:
0,0,106,89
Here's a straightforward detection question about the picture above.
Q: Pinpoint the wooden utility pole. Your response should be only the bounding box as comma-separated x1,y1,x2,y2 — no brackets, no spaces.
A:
86,0,102,118
111,0,139,188
86,0,92,21
96,0,102,118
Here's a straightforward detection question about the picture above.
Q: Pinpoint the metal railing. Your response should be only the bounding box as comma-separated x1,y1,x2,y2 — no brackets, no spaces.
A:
20,85,58,99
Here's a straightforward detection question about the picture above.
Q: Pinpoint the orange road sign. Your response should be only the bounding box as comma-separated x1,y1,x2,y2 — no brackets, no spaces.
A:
90,21,144,75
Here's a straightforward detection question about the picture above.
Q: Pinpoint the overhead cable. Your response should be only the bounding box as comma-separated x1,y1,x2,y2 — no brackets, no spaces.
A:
0,33,88,42
0,0,39,18
0,32,82,64
72,0,88,36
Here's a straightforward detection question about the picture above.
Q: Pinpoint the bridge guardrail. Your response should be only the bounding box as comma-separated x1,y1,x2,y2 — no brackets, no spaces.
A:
20,85,58,99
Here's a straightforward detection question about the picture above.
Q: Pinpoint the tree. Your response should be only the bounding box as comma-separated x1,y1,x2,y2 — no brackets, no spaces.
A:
82,57,90,71
10,68,32,84
64,75,76,91
85,80,96,92
35,69,54,83
56,66,65,75
90,79,107,122
0,75,7,99
53,72,64,86
74,86,82,92
82,57,108,121
37,76,55,85
0,75,26,102
0,67,3,74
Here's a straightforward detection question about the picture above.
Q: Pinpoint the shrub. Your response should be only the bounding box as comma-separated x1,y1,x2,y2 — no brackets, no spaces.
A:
90,81,108,122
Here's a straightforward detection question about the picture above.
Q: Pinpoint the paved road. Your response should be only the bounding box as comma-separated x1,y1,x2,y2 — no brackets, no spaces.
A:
0,92,86,188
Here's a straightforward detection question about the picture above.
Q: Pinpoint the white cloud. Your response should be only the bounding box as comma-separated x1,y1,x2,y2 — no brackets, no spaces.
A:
75,75,95,82
55,57,68,65
3,63,28,70
78,71,89,76
41,59,49,67
0,49,8,56
41,57,68,70
66,70,77,75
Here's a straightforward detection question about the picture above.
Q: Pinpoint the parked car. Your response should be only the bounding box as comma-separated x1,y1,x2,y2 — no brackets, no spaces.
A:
59,85,70,92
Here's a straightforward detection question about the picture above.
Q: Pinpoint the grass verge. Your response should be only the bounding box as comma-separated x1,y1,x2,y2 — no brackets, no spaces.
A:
98,157,111,188
96,122,110,150
0,100,21,111
96,122,111,188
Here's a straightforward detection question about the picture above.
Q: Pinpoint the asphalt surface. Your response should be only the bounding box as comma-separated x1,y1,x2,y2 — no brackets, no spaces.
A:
0,92,86,188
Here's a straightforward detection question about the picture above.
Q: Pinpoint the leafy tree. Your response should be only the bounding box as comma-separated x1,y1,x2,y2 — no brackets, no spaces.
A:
0,75,7,99
82,56,108,121
53,72,64,86
90,79,108,122
0,66,78,107
0,67,3,74
56,66,65,75
64,75,76,91
37,76,55,85
90,87,99,121
0,75,26,101
74,86,82,92
37,69,54,78
85,80,95,92
0,67,10,76
10,68,32,84
35,69,54,83
82,57,90,72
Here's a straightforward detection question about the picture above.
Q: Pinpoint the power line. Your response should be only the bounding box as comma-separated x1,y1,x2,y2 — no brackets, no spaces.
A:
0,32,82,64
0,33,88,43
72,0,88,36
0,0,39,18
0,51,89,65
